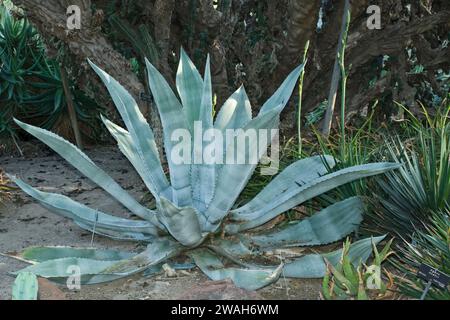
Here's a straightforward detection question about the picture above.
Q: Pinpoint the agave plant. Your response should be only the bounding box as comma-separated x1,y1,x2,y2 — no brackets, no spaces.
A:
7,49,400,290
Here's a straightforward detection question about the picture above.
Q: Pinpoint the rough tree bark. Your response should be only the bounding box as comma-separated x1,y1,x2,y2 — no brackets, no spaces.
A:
13,0,163,145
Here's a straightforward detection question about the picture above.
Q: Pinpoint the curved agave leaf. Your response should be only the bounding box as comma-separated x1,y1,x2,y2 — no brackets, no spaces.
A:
214,85,252,131
13,119,155,222
15,238,181,284
226,163,401,232
145,58,192,207
9,175,159,239
89,60,170,201
12,246,134,263
176,47,203,130
259,64,304,115
282,236,386,278
203,65,305,229
213,239,254,257
101,237,181,275
75,221,155,242
157,197,204,247
203,105,284,230
199,54,213,129
100,115,172,202
191,55,216,212
231,155,337,219
15,257,119,278
243,197,364,246
190,249,282,291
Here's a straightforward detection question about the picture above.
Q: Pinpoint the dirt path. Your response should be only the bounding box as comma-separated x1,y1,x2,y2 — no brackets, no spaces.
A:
0,147,321,300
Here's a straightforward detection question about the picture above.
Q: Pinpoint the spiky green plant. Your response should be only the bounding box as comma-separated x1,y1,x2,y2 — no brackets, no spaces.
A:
0,6,101,141
8,49,400,290
394,208,450,300
370,104,450,237
322,238,395,300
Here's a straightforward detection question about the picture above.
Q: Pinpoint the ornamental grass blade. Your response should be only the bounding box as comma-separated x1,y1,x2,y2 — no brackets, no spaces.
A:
190,249,282,291
244,197,364,246
228,163,401,232
89,60,170,202
13,119,154,222
145,58,192,207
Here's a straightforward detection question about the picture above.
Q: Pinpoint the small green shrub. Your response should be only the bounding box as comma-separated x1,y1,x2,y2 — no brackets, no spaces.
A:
322,238,395,300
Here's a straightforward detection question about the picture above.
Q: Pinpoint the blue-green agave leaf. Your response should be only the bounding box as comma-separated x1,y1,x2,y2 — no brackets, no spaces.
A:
203,105,284,230
14,246,134,263
157,197,204,247
12,272,38,300
231,155,337,219
176,47,203,129
14,238,181,284
100,115,172,202
228,163,401,231
101,237,181,275
191,55,216,212
89,60,170,202
9,175,160,239
13,119,156,222
214,85,252,131
242,197,364,246
145,58,192,207
259,64,304,115
282,236,386,278
190,249,282,291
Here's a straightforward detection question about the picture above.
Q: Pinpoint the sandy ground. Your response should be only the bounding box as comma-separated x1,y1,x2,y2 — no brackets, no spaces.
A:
0,147,321,300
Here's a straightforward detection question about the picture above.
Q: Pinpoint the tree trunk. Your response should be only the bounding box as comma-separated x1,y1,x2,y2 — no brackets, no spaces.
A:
13,0,163,146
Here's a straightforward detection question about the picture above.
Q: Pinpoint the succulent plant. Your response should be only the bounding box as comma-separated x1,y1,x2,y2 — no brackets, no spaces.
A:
8,49,400,290
322,238,395,300
12,272,38,300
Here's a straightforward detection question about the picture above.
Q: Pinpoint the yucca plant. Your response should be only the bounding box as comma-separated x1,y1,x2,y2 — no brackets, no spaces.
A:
370,104,450,237
394,207,450,300
7,49,400,290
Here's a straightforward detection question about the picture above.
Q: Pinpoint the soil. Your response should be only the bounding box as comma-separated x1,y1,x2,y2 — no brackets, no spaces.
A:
0,147,321,300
